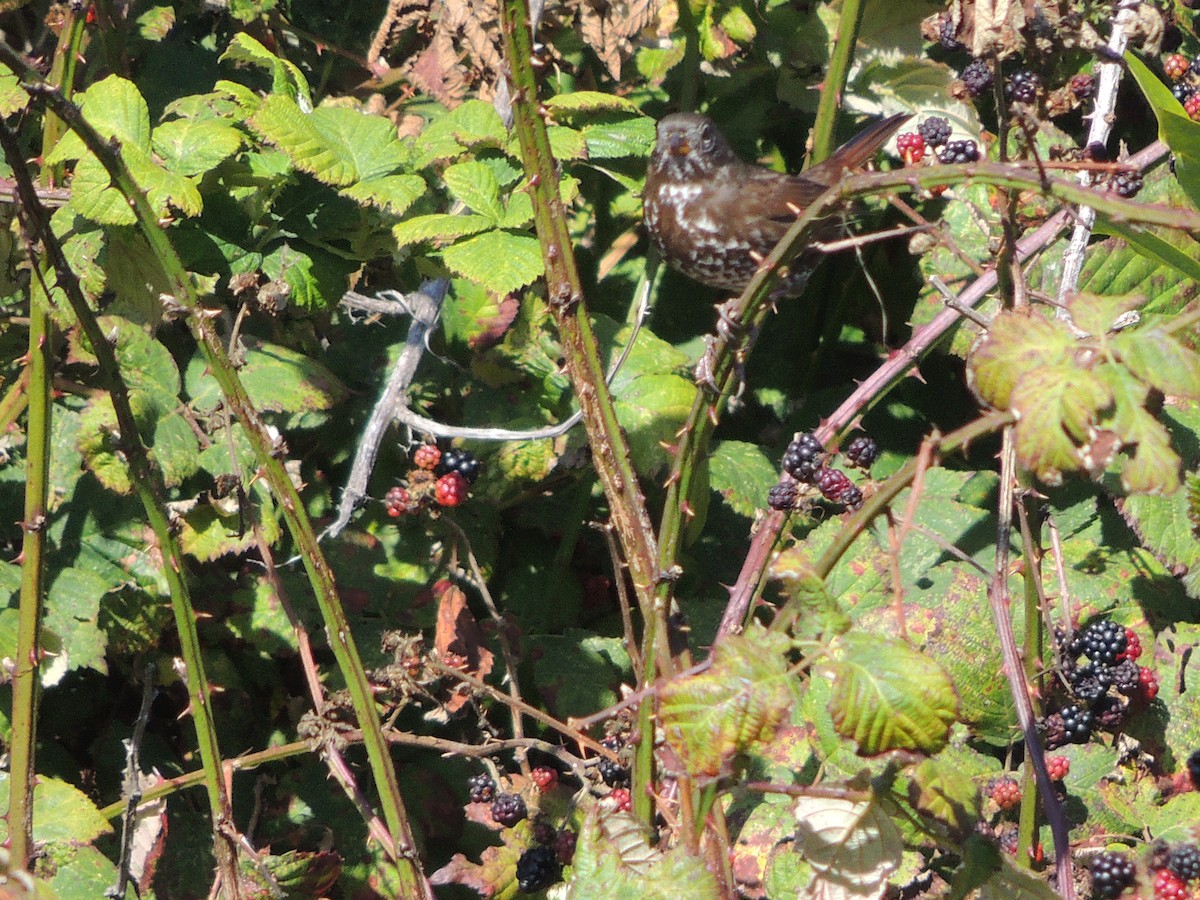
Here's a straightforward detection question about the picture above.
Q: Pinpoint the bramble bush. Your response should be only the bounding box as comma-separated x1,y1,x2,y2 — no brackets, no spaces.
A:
0,0,1198,897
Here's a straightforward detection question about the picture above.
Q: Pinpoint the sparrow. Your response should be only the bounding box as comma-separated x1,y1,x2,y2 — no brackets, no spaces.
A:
643,112,908,296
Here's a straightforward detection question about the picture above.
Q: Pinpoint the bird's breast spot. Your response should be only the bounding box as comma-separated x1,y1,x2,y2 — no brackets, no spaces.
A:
663,183,703,203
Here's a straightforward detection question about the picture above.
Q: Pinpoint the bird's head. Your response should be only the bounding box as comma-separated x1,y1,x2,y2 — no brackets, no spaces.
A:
649,113,738,181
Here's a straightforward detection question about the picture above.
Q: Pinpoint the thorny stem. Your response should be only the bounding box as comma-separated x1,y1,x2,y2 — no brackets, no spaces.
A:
806,0,867,167
0,46,431,896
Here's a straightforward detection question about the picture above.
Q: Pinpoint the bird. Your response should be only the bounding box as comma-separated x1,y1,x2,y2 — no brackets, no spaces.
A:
643,112,909,297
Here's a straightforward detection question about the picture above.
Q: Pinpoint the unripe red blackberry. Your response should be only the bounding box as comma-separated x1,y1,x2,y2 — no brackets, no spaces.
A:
897,132,926,164
987,776,1021,811
813,467,860,507
435,471,469,507
1155,868,1188,900
1185,93,1200,121
1165,53,1191,80
1044,755,1070,781
531,766,558,790
383,485,417,518
554,827,577,864
413,444,441,470
1118,628,1142,661
1138,666,1159,701
609,787,632,812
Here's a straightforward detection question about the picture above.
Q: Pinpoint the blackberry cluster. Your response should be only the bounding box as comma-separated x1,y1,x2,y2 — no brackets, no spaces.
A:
598,758,631,788
1111,171,1144,199
1111,659,1140,695
843,435,879,469
1070,662,1111,704
1079,619,1127,665
1089,851,1136,899
468,772,496,804
938,140,980,164
516,846,562,893
782,434,824,482
491,793,528,827
767,481,799,511
531,817,557,846
1168,844,1200,882
554,828,577,864
960,59,994,97
917,116,952,147
1047,704,1094,747
1069,73,1095,100
1006,69,1041,103
436,448,481,484
938,16,963,50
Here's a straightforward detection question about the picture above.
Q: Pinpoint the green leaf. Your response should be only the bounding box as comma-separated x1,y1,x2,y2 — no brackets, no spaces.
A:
1113,327,1200,401
441,230,544,295
250,96,407,186
220,32,312,110
412,99,509,167
392,213,494,247
1097,364,1180,494
1126,51,1200,210
0,774,111,844
823,632,958,754
709,440,779,518
1064,292,1144,339
442,160,505,222
152,118,244,176
545,92,642,114
341,174,426,215
0,62,26,116
1097,220,1200,288
1011,364,1112,484
185,337,348,417
46,567,109,675
582,117,656,159
533,632,631,720
659,625,793,777
909,757,980,834
613,372,696,476
45,75,151,165
968,310,1073,410
791,794,904,896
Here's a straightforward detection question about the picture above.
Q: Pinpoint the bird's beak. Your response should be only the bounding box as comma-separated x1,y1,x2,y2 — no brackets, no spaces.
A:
668,134,690,156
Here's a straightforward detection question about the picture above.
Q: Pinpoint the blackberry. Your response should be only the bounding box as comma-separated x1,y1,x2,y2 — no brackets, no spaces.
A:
1173,81,1198,105
435,471,469,507
767,481,799,511
782,434,824,482
917,116,952,147
843,435,880,468
840,484,864,510
1112,658,1140,695
1167,843,1200,882
961,59,994,97
1070,661,1112,703
987,776,1021,811
1069,73,1095,100
516,845,561,893
938,139,980,164
1083,142,1109,163
1157,868,1189,900
1059,704,1094,744
531,766,558,790
938,16,963,50
1089,851,1136,898
600,733,626,752
554,828,577,864
1080,619,1127,665
468,773,496,804
813,467,858,506
383,486,417,518
1093,695,1127,730
531,817,556,845
1118,628,1142,661
436,448,481,484
610,786,632,811
597,758,631,788
1188,749,1200,790
897,132,926,164
1006,69,1041,104
413,444,441,470
1111,171,1144,199
1045,755,1070,782
1164,53,1190,81
490,792,528,827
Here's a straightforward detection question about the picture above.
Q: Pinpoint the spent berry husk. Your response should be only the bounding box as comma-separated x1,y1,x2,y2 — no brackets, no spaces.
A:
1089,851,1136,899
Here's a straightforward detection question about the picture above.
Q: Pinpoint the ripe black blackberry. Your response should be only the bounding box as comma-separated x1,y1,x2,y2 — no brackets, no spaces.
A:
1083,142,1109,163
938,16,963,49
516,845,562,893
598,758,631,788
1070,662,1112,704
938,140,980,164
531,817,556,845
1167,843,1200,882
1188,749,1200,790
917,117,952,147
1006,69,1041,103
782,434,824,482
1079,619,1127,665
1089,851,1136,899
961,59,994,97
490,792,528,827
843,435,880,469
767,481,799,511
1112,658,1140,695
1111,171,1144,199
1059,704,1094,744
468,772,496,804
1172,81,1198,103
436,448,481,484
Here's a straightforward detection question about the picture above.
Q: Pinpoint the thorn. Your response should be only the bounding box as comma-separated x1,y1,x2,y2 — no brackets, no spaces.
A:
680,501,695,519
663,471,680,488
707,405,720,425
785,201,803,217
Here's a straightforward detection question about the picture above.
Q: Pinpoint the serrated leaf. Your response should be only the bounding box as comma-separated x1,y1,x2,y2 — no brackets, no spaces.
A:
186,337,348,417
1064,292,1144,339
1097,220,1200,288
442,160,504,222
545,92,641,114
582,117,656,159
1010,365,1112,484
1113,327,1200,401
659,625,793,777
441,230,544,295
45,75,151,165
968,310,1074,410
392,213,494,247
152,118,244,176
220,32,312,109
1096,364,1180,494
70,144,202,224
0,62,26,116
824,632,958,755
792,795,903,898
0,775,111,845
46,567,109,675
909,757,980,834
250,96,407,186
260,241,355,312
341,174,426,215
709,440,779,518
413,99,509,167
546,125,589,160
533,631,631,720
613,372,696,476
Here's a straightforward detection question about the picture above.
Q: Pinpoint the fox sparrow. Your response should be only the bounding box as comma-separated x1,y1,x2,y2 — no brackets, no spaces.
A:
643,112,908,296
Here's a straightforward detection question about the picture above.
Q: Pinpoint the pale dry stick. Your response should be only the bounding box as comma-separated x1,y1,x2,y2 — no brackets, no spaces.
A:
885,434,939,638
906,521,991,577
1044,513,1077,642
108,663,157,899
928,276,992,328
591,521,643,675
992,429,1075,899
1056,0,1141,319
883,515,909,642
440,519,529,768
326,280,447,540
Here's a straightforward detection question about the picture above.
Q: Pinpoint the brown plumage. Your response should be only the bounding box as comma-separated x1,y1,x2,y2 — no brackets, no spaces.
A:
643,112,908,295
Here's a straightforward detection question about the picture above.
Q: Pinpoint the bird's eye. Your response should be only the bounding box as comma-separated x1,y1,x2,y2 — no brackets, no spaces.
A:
700,126,716,151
